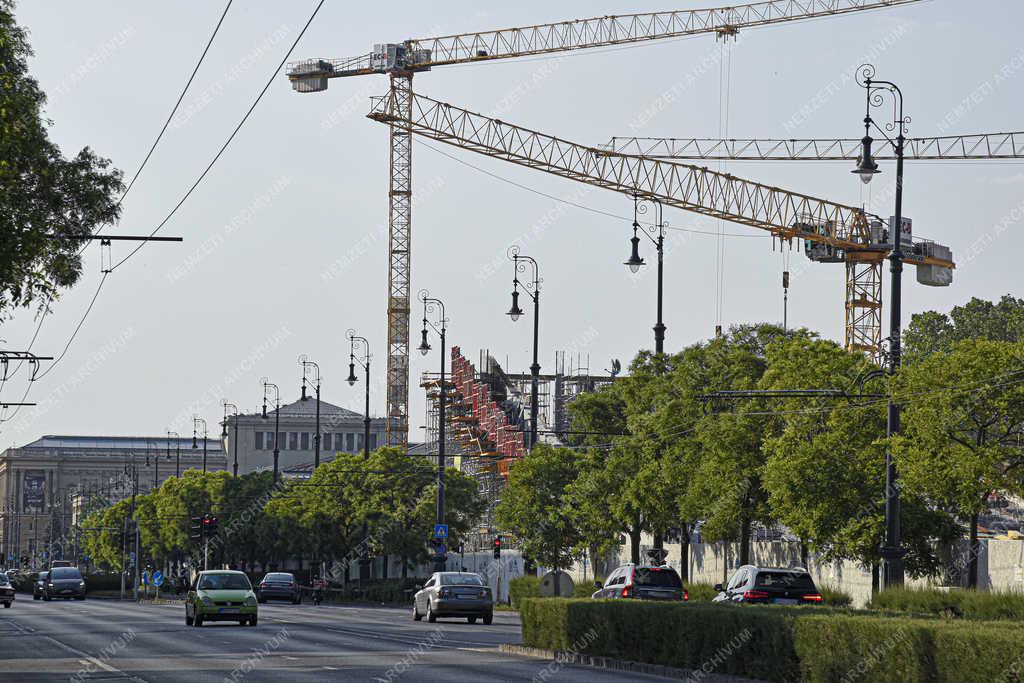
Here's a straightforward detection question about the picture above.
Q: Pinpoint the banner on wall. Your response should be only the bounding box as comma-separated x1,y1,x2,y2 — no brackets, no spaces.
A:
22,473,45,509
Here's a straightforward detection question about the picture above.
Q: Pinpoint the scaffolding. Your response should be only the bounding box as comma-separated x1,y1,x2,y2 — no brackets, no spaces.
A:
421,344,619,550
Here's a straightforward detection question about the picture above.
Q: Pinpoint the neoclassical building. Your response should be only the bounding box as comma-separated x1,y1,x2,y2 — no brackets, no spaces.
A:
0,435,225,569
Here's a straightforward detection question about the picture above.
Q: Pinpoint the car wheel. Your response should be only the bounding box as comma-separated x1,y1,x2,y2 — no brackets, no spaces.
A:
483,612,493,625
3,602,10,608
412,602,422,621
426,601,437,623
467,616,476,624
249,616,258,626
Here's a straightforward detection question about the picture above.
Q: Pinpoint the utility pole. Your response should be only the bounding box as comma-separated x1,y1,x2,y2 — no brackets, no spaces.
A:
347,330,373,581
300,357,322,469
418,290,448,572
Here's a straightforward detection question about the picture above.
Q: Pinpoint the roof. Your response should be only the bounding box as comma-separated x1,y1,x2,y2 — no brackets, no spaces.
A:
262,398,365,420
17,435,224,452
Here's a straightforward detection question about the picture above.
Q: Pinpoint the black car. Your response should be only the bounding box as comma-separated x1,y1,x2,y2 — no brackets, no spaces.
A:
43,566,86,601
0,572,14,608
713,565,823,605
256,572,301,604
33,571,49,600
592,563,689,601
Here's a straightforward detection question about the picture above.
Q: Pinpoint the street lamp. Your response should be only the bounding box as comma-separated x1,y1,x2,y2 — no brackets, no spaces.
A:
623,193,668,353
261,379,281,482
854,63,910,589
347,328,373,582
222,401,240,477
192,416,208,473
419,289,448,572
506,245,542,450
299,356,322,469
166,430,180,477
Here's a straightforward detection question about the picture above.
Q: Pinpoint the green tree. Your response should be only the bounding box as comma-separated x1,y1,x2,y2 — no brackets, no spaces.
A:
904,295,1024,363
1,1,123,316
496,444,584,574
893,339,1024,588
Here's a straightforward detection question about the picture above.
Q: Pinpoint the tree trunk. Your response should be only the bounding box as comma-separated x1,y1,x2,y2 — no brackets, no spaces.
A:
679,524,691,581
401,556,408,579
871,562,880,596
800,540,809,568
739,516,752,566
968,511,980,589
629,527,641,564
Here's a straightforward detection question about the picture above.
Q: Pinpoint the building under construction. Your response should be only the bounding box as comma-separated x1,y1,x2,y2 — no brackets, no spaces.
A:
420,345,617,551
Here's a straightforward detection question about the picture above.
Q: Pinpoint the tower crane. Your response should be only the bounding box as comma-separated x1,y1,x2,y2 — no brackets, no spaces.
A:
601,131,1024,159
288,0,925,448
365,91,954,366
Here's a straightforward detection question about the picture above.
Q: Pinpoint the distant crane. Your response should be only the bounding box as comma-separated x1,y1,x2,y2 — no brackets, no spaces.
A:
287,0,926,448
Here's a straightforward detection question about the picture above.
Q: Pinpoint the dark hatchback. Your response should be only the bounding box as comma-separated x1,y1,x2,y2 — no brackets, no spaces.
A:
592,563,689,601
0,572,14,608
713,565,823,605
256,572,301,604
43,566,86,601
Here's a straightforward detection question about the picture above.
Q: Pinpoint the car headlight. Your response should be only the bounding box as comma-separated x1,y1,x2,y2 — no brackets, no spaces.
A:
200,595,212,606
79,581,85,587
244,595,257,607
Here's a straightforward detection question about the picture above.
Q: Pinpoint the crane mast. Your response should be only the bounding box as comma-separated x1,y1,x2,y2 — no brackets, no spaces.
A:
287,0,926,448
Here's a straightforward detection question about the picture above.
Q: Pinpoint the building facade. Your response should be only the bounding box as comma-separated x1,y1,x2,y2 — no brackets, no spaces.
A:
223,398,388,475
0,435,225,569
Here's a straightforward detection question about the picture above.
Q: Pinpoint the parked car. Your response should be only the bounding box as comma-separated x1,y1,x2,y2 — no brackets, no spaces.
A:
256,572,301,604
413,572,493,624
592,563,689,601
33,571,49,600
186,570,258,627
0,572,14,608
43,566,86,601
712,565,823,605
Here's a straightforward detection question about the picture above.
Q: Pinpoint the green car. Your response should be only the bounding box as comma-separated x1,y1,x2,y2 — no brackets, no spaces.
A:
185,570,258,627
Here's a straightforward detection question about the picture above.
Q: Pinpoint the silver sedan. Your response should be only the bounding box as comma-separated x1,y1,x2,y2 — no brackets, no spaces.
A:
413,572,493,624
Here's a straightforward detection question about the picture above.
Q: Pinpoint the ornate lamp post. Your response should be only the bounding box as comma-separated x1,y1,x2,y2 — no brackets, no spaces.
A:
853,63,910,588
222,401,240,476
624,194,668,353
418,290,448,572
506,245,542,449
347,329,373,581
192,417,208,473
299,356,322,469
261,379,281,482
166,430,180,477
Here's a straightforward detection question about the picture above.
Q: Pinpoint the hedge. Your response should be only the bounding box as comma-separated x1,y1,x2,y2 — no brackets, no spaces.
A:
870,587,1024,621
520,598,1024,682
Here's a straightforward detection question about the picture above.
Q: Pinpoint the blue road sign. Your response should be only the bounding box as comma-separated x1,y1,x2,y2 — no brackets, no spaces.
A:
141,570,150,586
153,570,164,588
436,543,447,556
433,524,449,539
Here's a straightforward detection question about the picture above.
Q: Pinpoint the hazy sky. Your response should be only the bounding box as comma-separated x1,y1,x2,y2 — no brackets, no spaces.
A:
3,0,1022,449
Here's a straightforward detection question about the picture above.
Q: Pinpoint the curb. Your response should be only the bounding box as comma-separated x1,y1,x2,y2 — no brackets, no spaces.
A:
498,644,767,682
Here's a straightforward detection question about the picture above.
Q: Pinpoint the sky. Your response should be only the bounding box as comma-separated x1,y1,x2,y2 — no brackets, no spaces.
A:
2,0,1023,449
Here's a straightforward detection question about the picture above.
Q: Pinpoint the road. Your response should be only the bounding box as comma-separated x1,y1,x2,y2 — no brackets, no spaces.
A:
0,597,667,682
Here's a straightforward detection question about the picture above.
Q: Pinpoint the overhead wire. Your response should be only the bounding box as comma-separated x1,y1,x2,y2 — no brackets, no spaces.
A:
1,1,326,426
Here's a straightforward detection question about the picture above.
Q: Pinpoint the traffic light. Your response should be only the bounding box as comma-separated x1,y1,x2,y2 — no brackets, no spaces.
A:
202,514,219,536
493,536,501,559
190,516,203,541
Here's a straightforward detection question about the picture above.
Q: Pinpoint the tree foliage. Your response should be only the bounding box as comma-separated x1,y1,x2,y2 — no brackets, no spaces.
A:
1,1,124,316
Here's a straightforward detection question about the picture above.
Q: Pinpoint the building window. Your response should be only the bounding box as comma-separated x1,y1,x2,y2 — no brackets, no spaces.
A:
369,433,377,450
255,432,264,450
357,433,364,451
346,433,354,451
322,433,331,451
277,432,284,450
289,432,298,450
301,432,309,450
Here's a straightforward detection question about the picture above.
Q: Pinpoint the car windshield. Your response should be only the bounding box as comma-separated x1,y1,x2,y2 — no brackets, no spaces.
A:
50,567,82,580
265,573,293,582
0,572,8,585
633,568,682,588
755,571,816,590
198,573,251,590
440,573,484,586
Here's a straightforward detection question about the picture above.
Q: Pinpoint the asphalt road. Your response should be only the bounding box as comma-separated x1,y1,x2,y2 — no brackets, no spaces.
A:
0,596,668,682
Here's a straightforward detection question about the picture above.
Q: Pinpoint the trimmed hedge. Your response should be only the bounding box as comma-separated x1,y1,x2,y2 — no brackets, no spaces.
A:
520,598,1024,682
687,582,720,602
820,586,853,608
870,587,1024,621
334,578,420,603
